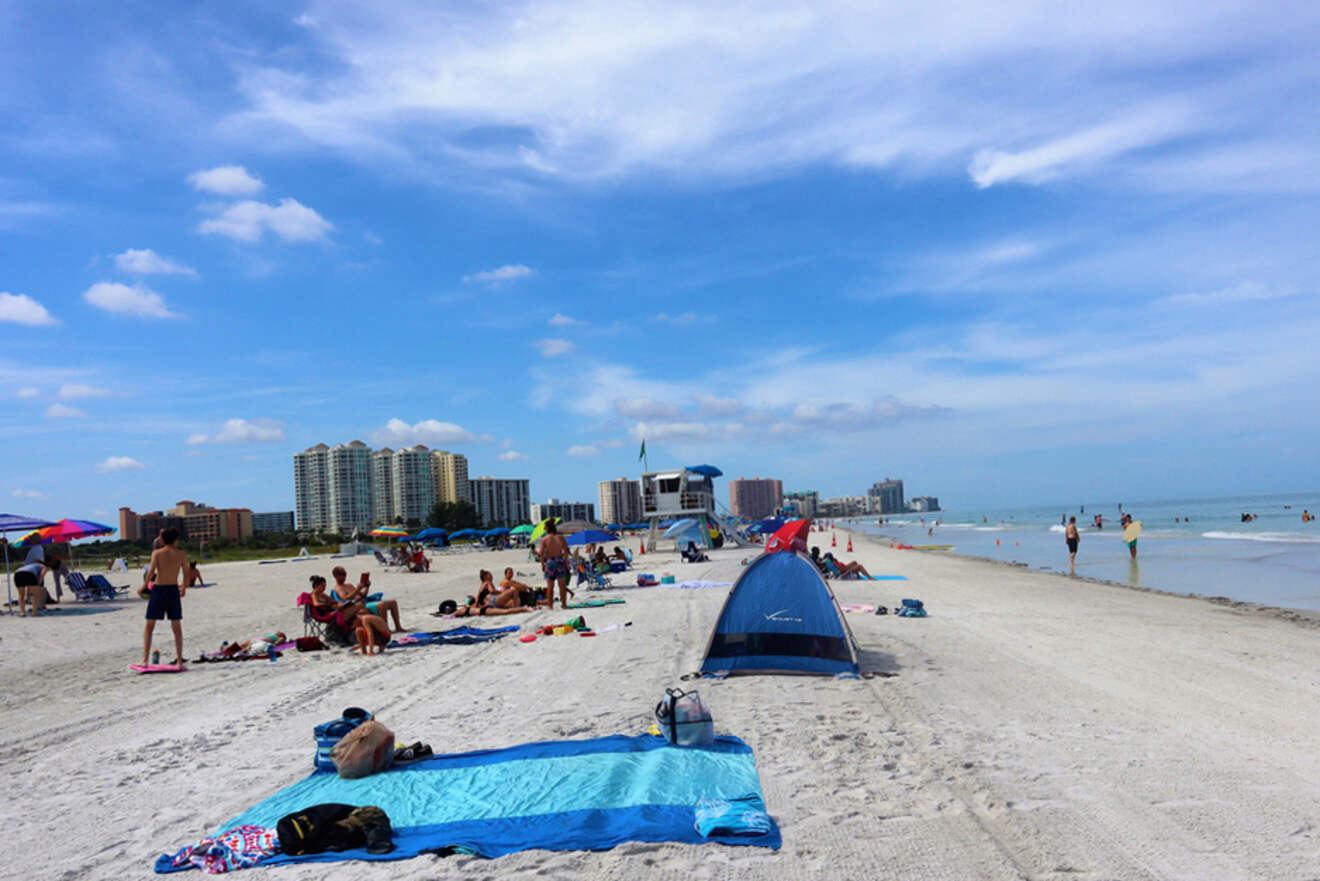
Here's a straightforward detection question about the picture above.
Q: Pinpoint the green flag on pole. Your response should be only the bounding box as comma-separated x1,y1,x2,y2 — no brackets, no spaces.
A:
638,438,646,461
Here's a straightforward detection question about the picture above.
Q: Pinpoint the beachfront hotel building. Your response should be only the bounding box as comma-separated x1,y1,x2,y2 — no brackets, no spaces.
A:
471,477,531,527
783,490,819,518
119,500,254,542
869,478,905,514
252,510,295,534
598,478,643,526
531,499,596,524
729,477,783,520
370,448,395,526
391,445,436,525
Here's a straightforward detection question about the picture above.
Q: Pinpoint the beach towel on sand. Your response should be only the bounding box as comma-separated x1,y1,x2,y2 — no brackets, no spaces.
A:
388,625,519,648
154,734,778,871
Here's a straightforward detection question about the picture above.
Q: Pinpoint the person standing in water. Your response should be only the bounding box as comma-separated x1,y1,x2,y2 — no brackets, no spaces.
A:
1065,516,1080,573
141,527,188,665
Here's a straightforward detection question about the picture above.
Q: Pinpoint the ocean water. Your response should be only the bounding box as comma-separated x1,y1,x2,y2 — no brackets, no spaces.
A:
845,491,1320,612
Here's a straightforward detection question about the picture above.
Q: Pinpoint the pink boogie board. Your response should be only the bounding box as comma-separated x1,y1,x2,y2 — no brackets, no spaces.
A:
128,663,187,674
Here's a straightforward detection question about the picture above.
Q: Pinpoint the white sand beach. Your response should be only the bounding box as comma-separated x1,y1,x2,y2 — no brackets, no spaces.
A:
3,532,1318,880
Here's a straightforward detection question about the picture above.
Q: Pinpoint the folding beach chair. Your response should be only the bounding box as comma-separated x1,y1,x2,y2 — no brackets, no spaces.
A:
575,560,613,589
67,572,98,601
87,574,126,598
296,593,354,647
823,558,860,580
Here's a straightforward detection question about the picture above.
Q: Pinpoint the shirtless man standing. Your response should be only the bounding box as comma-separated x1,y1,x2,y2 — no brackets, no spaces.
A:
142,527,189,665
1065,516,1080,573
539,519,571,610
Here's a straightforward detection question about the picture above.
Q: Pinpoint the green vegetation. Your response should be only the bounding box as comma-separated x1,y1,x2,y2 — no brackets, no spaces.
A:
427,500,481,531
27,532,352,568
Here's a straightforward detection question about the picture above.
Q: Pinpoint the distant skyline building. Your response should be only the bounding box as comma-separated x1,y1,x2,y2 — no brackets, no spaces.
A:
868,478,905,515
471,477,531,527
783,490,819,518
296,442,505,533
120,500,253,542
252,511,295,534
728,477,783,520
909,496,940,512
531,499,596,524
598,478,642,526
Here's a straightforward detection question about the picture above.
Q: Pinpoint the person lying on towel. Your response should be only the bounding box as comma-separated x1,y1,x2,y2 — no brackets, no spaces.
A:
452,570,534,617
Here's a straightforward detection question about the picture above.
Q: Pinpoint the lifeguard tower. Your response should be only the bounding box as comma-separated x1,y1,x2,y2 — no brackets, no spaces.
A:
640,465,739,551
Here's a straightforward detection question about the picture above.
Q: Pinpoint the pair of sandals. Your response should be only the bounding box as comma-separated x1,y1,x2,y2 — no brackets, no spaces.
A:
393,742,433,764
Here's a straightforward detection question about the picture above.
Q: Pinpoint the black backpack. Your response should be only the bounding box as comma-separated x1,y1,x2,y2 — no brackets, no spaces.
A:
276,803,393,855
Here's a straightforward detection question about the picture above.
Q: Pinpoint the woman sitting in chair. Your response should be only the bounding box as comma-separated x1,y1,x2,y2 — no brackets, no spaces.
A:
329,568,408,632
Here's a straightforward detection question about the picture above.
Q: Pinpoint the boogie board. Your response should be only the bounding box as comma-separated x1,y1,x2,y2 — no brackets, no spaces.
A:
128,663,187,674
1122,521,1142,543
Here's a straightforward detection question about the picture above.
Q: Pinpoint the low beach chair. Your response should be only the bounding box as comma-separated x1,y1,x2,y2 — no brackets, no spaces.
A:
296,593,354,647
87,574,127,597
575,561,613,589
822,558,860,580
67,572,97,601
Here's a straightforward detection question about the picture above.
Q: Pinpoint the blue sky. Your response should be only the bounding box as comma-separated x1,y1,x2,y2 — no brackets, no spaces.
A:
3,0,1319,523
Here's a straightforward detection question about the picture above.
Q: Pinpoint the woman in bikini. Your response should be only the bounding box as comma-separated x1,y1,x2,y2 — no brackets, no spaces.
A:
453,570,533,616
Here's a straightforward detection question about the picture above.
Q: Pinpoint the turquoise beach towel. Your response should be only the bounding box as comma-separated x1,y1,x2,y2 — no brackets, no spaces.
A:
154,734,779,871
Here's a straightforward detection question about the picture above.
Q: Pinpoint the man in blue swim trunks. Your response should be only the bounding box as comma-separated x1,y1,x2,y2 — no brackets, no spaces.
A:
539,518,571,610
142,527,188,666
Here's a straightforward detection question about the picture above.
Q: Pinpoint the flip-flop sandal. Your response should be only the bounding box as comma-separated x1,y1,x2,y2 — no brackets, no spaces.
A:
875,606,888,615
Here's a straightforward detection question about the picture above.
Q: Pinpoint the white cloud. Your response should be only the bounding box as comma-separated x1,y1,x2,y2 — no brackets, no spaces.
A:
463,264,535,285
0,292,57,326
1160,280,1297,308
11,488,47,500
83,281,179,319
197,198,333,243
614,397,680,419
549,312,583,326
58,383,110,400
497,449,529,461
16,387,39,398
653,311,710,325
565,445,600,456
112,248,197,276
697,394,742,416
187,165,265,196
535,338,574,357
96,455,145,473
968,107,1189,188
45,403,87,419
372,417,477,446
293,13,318,28
186,418,286,445
500,438,515,450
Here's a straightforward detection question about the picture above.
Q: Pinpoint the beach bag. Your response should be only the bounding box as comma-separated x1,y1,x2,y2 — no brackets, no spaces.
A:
296,636,325,652
276,803,394,855
655,687,715,747
331,719,395,778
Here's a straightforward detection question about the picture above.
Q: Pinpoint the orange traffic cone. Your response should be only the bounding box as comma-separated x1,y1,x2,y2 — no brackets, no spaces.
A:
995,539,1000,547
831,533,837,547
639,542,645,555
847,536,853,552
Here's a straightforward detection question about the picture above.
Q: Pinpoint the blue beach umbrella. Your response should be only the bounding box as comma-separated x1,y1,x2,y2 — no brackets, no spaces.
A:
685,464,723,478
449,528,479,540
415,528,448,540
565,529,619,546
662,518,699,538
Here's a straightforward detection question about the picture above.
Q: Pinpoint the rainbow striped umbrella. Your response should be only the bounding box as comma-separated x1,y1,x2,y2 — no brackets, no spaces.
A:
369,526,409,537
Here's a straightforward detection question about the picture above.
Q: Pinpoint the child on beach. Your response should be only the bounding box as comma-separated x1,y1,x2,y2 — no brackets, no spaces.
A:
141,527,189,666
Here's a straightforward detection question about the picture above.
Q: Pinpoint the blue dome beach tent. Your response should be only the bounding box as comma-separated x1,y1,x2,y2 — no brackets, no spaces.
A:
699,550,859,677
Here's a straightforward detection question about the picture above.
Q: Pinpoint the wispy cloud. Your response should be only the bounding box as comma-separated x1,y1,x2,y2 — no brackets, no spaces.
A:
96,455,146,473
46,403,88,419
372,418,477,446
11,488,47,500
1160,280,1298,308
534,338,574,357
497,449,529,461
187,165,264,196
549,312,583,326
197,198,333,243
186,418,286,445
83,281,179,319
16,387,39,398
463,264,535,285
0,292,57,326
653,311,713,325
112,248,197,276
565,445,599,456
58,384,110,400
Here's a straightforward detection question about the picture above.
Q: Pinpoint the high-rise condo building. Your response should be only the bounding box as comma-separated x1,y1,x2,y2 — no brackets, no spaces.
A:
783,490,819,518
327,441,374,534
370,448,395,526
120,500,253,542
531,499,596,523
432,450,471,504
391,445,435,524
471,477,530,527
868,478,905,514
728,477,783,520
598,477,642,526
252,511,295,534
293,443,331,531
